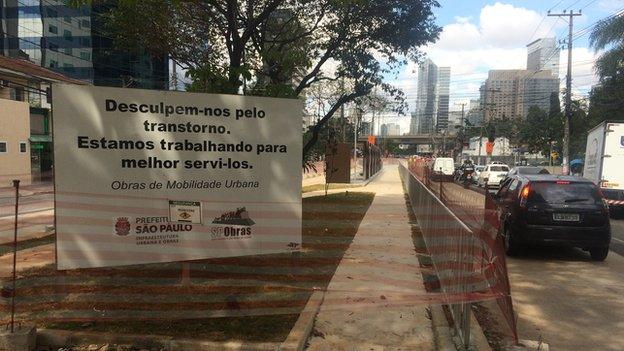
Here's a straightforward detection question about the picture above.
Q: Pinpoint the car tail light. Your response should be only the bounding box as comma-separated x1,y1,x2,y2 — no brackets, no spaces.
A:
597,187,610,214
556,181,570,185
519,183,530,208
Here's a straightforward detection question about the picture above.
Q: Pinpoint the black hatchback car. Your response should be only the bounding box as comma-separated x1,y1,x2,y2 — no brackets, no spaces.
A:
495,174,611,261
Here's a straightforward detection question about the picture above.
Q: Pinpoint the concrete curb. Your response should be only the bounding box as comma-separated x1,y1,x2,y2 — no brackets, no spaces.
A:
430,305,456,351
36,328,280,351
468,309,550,351
470,309,492,351
279,290,325,351
36,292,327,351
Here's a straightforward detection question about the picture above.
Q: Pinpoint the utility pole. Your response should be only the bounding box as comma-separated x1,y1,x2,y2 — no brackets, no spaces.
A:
548,9,582,175
455,102,468,162
455,102,467,129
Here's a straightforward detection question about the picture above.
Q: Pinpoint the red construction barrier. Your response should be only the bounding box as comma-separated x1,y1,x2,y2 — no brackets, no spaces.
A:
403,157,518,344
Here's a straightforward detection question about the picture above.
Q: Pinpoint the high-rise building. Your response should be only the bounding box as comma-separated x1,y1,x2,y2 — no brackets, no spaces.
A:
410,58,450,134
482,69,559,120
447,110,463,134
467,99,484,126
436,67,450,133
527,38,560,77
381,123,400,136
0,0,168,89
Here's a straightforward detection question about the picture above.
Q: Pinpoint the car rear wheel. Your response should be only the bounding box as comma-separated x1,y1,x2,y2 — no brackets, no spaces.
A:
504,225,521,256
589,246,609,261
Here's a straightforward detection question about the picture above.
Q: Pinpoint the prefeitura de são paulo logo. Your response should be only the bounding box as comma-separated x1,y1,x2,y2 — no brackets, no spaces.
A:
114,217,131,236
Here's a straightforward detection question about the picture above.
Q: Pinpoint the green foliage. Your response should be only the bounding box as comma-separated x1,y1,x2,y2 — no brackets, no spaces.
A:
516,93,565,156
517,106,561,156
569,101,590,159
588,77,624,125
72,0,440,159
383,139,401,155
586,9,624,136
589,14,624,80
303,116,357,161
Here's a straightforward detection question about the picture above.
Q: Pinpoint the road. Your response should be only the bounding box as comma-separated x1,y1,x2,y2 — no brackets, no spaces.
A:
0,186,54,244
608,219,624,256
455,182,624,350
432,180,624,350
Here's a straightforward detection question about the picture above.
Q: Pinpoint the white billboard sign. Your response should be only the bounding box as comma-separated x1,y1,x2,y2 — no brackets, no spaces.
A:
53,84,302,269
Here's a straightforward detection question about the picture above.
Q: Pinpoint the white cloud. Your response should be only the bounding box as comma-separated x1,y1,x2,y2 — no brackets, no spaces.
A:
598,0,624,13
559,47,599,96
388,2,597,116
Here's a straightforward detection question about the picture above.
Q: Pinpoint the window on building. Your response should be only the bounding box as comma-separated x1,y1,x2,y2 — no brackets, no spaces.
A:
82,19,90,28
80,51,90,61
50,60,58,68
64,30,73,41
19,142,27,153
64,16,71,23
49,25,58,34
47,8,58,18
49,43,59,52
30,113,48,135
81,37,91,46
64,47,72,55
0,142,7,153
11,87,24,101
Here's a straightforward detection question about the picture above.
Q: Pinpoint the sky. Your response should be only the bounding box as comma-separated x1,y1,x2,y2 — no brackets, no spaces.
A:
379,0,624,134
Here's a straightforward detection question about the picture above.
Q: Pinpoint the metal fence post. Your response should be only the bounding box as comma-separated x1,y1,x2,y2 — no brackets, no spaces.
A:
10,179,20,333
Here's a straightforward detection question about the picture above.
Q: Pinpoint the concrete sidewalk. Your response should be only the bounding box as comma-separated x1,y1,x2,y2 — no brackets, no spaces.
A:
306,165,435,350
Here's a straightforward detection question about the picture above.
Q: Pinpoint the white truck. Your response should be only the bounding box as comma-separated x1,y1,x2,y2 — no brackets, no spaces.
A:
583,121,624,216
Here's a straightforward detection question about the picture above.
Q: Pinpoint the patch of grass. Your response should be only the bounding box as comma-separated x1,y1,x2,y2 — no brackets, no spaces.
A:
45,315,299,342
16,192,375,343
302,183,363,193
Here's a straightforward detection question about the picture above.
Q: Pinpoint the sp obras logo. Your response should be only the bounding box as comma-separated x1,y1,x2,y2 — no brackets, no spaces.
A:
210,207,255,240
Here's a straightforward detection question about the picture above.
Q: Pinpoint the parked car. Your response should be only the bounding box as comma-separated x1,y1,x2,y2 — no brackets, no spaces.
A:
472,165,485,184
494,174,611,261
477,163,510,187
430,157,455,181
503,166,549,182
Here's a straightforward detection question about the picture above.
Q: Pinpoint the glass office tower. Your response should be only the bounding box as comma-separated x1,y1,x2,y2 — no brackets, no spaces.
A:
0,0,168,89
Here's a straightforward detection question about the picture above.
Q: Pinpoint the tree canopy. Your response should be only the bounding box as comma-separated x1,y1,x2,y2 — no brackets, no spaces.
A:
588,11,624,127
78,0,441,159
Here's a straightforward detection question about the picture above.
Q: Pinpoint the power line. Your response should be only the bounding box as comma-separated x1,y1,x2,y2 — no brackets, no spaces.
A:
580,0,600,10
564,0,584,11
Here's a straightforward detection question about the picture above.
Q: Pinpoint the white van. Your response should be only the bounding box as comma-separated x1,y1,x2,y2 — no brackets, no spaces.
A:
431,157,455,178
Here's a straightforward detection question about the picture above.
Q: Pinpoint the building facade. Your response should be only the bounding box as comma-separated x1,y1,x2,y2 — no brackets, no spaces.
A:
527,38,560,77
436,67,450,132
0,0,168,88
483,69,559,120
0,98,31,185
410,58,451,134
380,123,400,136
447,110,463,134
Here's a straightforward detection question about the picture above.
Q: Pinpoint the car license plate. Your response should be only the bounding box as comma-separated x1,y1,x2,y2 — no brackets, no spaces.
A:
553,213,580,222
498,174,506,178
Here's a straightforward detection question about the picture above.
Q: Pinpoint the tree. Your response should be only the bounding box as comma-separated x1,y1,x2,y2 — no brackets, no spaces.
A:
517,107,552,155
569,100,590,160
79,0,441,160
589,13,624,80
588,12,624,126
